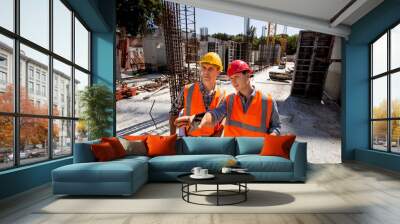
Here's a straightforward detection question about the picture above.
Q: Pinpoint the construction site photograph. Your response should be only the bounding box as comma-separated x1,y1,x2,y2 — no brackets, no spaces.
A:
116,0,342,164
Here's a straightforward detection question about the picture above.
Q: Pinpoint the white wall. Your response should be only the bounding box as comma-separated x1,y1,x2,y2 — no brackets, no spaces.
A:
143,31,167,71
323,36,341,104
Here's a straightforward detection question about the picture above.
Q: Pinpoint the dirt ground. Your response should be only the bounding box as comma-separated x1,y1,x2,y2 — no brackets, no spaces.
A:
117,64,341,164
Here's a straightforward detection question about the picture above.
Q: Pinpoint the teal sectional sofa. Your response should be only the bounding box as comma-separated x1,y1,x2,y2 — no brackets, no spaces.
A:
52,137,307,196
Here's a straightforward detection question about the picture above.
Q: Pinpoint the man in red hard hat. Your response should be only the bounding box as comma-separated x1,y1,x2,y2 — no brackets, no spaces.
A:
175,59,281,137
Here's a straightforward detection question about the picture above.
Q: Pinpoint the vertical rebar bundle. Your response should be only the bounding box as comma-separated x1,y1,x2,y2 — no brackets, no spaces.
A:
162,1,199,111
267,22,277,65
162,1,185,110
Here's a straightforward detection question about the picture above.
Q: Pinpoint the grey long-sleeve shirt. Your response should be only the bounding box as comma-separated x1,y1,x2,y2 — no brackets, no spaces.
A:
209,88,281,135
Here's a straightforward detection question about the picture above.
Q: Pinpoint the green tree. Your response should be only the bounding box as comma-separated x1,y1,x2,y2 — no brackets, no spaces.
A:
232,34,244,42
286,34,299,55
211,33,232,41
246,25,256,45
372,100,388,139
117,0,162,36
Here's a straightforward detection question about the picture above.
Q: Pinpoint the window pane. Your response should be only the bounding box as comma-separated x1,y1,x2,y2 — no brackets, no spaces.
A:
53,119,72,158
20,44,49,115
20,117,49,165
391,24,400,70
0,0,14,31
74,69,89,118
372,33,387,76
391,72,400,118
75,18,89,70
372,76,387,119
75,120,88,143
391,120,400,153
0,116,13,170
53,0,72,60
53,59,72,117
20,0,49,49
0,34,14,112
372,121,388,151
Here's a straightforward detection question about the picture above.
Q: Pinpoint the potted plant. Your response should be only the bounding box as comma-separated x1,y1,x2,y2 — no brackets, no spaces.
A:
79,84,114,140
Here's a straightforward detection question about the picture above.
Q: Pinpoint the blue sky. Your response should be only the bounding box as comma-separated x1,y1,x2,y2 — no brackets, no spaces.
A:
196,8,302,37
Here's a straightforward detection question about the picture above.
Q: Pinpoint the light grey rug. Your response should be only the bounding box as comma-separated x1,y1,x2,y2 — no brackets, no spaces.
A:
37,183,362,214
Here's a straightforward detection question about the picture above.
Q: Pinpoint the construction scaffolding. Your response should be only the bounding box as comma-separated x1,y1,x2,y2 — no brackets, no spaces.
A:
180,5,199,82
258,22,278,67
266,22,278,65
162,1,199,110
242,17,252,63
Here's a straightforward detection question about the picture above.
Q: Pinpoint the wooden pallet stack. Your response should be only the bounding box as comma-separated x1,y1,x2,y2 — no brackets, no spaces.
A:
291,31,334,99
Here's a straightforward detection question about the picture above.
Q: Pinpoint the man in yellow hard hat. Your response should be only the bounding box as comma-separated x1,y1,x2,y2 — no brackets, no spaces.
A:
169,52,226,136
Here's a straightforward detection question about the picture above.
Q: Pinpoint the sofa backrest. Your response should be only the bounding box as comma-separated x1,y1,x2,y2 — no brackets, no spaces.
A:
177,137,236,155
75,136,291,161
235,137,264,155
73,140,100,163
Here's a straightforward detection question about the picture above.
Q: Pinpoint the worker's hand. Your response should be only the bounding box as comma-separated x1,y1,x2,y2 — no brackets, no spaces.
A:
197,112,214,129
269,132,278,136
174,115,195,128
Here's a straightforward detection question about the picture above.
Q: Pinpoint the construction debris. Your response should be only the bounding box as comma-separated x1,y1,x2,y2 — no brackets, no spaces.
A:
116,81,137,101
269,71,293,81
136,76,169,92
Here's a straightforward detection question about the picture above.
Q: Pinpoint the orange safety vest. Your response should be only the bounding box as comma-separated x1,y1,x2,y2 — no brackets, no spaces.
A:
183,82,225,136
223,90,273,137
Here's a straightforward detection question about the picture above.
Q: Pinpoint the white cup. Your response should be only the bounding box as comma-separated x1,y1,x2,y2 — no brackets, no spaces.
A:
221,167,232,174
191,167,202,176
200,169,208,176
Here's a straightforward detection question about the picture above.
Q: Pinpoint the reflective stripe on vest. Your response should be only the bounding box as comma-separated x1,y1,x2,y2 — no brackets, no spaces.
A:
185,84,196,116
225,91,272,135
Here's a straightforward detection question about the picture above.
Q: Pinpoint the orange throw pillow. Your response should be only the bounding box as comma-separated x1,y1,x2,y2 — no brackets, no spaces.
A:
260,134,296,159
146,134,177,157
91,142,117,162
101,137,127,158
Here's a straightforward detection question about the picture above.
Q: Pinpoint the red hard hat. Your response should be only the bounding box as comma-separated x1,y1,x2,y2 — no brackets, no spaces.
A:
227,60,253,77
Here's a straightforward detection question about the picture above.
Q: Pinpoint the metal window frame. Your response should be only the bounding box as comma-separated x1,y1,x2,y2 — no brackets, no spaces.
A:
0,0,92,171
370,19,400,155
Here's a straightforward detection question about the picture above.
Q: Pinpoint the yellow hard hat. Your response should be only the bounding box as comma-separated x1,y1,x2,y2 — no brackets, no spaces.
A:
199,52,223,72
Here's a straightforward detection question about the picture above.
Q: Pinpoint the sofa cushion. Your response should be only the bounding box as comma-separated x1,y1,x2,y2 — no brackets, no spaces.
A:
52,159,147,183
115,155,150,163
236,155,293,172
101,137,127,158
179,137,235,155
236,137,264,155
149,154,235,172
147,134,177,157
91,142,118,162
260,135,296,159
119,138,147,156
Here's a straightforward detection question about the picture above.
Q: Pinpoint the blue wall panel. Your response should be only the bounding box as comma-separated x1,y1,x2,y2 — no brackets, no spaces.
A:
344,0,400,171
0,158,72,199
91,0,116,135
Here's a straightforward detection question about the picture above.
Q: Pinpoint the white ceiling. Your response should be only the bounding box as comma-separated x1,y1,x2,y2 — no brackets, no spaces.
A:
169,0,384,37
